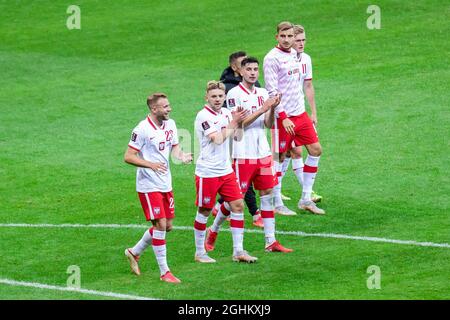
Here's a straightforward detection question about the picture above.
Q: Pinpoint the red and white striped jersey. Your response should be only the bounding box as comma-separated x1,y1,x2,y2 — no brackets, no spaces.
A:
226,83,271,159
128,116,179,193
194,105,234,178
296,52,313,111
263,46,303,118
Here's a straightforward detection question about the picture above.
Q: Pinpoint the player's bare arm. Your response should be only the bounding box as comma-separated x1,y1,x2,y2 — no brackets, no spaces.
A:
124,147,167,173
171,144,193,164
264,94,281,128
304,80,317,125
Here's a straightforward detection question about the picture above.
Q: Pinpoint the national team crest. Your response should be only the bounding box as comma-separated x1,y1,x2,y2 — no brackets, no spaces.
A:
153,207,161,215
228,98,235,108
159,141,165,151
241,182,248,190
280,141,287,149
203,197,211,204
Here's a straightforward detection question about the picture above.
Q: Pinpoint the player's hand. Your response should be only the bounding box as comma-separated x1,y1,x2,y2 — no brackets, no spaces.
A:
149,162,167,174
311,113,318,126
232,106,250,125
282,118,295,135
263,94,281,112
271,93,282,109
181,153,193,164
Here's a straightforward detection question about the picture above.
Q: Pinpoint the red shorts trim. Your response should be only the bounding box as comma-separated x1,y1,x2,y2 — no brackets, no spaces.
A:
233,156,276,193
272,112,319,153
138,191,175,221
195,172,243,209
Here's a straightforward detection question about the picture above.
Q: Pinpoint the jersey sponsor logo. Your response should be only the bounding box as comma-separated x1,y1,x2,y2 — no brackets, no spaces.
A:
159,141,165,151
214,121,219,124
131,132,137,142
203,197,211,204
153,207,161,215
288,68,300,76
202,121,210,131
243,100,248,103
228,98,236,108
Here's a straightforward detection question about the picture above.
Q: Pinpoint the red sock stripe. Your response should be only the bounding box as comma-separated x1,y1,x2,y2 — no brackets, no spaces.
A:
260,210,275,219
220,203,230,216
152,238,166,246
194,221,207,231
303,165,318,173
230,219,244,228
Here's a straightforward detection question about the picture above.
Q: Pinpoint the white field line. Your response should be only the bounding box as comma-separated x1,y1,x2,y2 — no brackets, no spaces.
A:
0,278,158,300
0,223,449,249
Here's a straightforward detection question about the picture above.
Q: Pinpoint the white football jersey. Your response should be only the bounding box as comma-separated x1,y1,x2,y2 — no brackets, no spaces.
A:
194,105,234,178
128,116,179,193
263,46,304,117
296,52,313,112
226,83,271,159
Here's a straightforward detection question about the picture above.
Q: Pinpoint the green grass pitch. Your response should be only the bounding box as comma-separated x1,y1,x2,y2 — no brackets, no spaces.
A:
0,0,449,299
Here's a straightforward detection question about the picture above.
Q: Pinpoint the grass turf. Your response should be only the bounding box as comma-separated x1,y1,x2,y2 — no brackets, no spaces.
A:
0,0,449,299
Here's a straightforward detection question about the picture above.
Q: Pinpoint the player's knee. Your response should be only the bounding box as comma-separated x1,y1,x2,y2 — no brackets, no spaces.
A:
230,200,244,213
308,144,322,157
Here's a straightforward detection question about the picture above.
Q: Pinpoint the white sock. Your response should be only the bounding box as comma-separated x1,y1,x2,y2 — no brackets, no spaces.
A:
152,229,169,276
292,158,304,186
230,212,244,255
131,228,153,256
281,157,291,175
194,212,209,256
211,202,230,233
301,155,320,202
260,194,276,246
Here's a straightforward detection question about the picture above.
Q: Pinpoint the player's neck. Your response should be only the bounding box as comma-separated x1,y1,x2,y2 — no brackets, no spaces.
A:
241,81,255,92
206,103,221,114
149,114,164,128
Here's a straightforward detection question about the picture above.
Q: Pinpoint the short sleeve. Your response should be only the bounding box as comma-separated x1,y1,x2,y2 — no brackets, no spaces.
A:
226,89,241,112
305,56,313,80
128,125,146,151
197,112,217,137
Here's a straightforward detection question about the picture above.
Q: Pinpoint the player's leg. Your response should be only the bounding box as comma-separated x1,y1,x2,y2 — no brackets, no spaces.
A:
194,176,217,263
125,192,155,276
212,196,224,217
244,185,263,228
280,150,292,201
219,172,257,263
152,217,179,283
254,157,292,252
228,198,257,263
156,193,181,283
273,151,296,216
206,201,230,251
259,189,293,253
299,141,325,214
291,145,322,203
